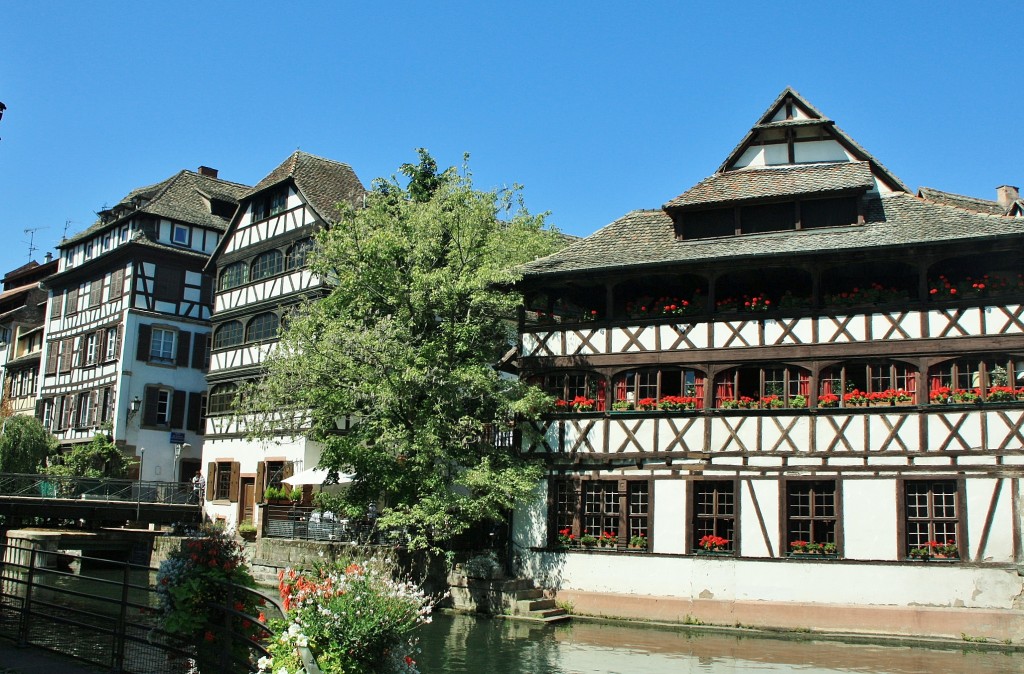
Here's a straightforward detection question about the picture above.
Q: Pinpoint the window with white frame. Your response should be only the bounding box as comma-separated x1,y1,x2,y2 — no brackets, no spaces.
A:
172,224,190,245
76,392,94,427
150,328,176,363
84,333,97,365
105,327,118,360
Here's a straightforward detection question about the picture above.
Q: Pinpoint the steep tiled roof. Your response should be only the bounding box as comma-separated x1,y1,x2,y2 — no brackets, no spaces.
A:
520,193,1024,278
917,187,1005,215
664,162,874,210
251,151,365,221
63,171,250,247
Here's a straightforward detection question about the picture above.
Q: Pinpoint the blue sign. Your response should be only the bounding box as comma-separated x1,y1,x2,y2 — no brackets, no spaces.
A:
170,432,185,444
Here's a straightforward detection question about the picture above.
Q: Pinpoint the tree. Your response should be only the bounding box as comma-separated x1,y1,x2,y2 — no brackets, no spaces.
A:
0,415,58,473
42,433,133,479
242,153,562,550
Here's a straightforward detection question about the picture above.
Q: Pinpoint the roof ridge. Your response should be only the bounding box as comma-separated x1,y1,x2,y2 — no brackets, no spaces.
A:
918,186,1000,206
902,190,1010,218
293,150,357,172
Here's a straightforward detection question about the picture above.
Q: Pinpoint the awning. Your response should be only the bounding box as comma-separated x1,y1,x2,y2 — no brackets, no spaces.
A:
281,467,354,486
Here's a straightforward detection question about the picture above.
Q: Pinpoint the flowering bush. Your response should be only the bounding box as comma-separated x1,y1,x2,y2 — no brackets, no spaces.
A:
269,560,434,674
698,535,729,551
557,528,575,546
155,523,260,672
636,397,659,411
658,395,700,411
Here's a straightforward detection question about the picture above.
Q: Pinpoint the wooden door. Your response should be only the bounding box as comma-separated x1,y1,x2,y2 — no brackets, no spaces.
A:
239,478,255,525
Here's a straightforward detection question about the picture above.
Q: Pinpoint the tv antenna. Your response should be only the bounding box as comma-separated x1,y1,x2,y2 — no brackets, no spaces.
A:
24,227,47,261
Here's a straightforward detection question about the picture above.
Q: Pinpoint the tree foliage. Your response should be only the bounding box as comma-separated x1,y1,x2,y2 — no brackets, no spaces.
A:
242,153,561,549
0,415,58,473
42,433,133,479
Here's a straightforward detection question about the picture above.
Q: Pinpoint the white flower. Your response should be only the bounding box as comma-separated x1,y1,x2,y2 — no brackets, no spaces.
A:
288,623,302,636
257,655,273,671
277,668,289,674
296,635,308,648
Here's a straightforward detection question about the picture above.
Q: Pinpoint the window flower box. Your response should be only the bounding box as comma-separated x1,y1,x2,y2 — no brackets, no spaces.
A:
557,528,576,548
580,534,598,548
635,398,659,412
659,395,700,411
909,540,959,561
789,540,837,558
696,535,731,554
598,531,618,548
628,535,648,550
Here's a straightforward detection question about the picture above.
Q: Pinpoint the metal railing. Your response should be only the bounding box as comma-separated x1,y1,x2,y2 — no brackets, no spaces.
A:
263,504,384,543
0,542,284,673
0,473,194,505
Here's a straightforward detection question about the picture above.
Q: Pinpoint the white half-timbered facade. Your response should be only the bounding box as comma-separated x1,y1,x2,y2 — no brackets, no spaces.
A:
512,89,1024,639
202,152,364,527
0,259,58,418
37,167,248,483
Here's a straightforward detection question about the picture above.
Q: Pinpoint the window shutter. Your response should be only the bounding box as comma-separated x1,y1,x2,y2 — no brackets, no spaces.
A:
255,462,266,503
228,462,240,502
176,330,191,367
282,461,294,480
186,392,202,432
108,268,124,301
206,462,217,501
89,279,102,307
59,339,73,373
143,386,159,426
45,342,58,375
34,399,45,421
170,390,186,429
201,274,213,306
50,292,63,319
89,390,99,426
76,336,86,367
136,324,152,362
191,333,207,369
65,287,78,316
113,325,121,359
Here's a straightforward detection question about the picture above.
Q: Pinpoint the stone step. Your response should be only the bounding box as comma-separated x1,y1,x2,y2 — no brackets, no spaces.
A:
516,598,556,613
531,607,566,619
516,588,544,600
514,608,571,624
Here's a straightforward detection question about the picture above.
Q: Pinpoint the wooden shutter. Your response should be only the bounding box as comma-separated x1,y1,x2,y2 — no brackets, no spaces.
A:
255,462,266,503
59,339,73,373
142,386,159,426
50,292,62,319
170,390,186,429
282,461,294,480
113,325,121,359
191,333,207,369
206,462,217,500
45,342,58,375
88,390,99,426
136,324,152,362
34,399,45,421
228,462,240,502
65,287,78,316
186,392,201,432
176,330,191,367
108,268,124,301
200,274,213,306
89,279,102,307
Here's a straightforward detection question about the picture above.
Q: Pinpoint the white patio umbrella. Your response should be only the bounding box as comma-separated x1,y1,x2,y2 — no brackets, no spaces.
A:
281,467,354,489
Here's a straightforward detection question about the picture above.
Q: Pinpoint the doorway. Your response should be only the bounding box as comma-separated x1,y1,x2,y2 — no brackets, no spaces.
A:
239,477,255,525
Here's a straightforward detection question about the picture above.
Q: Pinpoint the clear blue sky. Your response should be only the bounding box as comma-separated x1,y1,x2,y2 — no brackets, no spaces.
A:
1,2,1020,274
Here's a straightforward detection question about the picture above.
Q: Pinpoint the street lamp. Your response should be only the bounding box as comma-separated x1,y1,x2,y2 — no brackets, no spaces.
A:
173,442,190,482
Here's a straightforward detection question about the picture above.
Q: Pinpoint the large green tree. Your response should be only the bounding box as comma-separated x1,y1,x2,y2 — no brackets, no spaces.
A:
0,415,58,473
242,153,561,549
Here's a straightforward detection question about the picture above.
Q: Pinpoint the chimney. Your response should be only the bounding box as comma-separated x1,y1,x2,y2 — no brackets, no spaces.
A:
198,166,219,179
44,252,52,263
996,185,1019,209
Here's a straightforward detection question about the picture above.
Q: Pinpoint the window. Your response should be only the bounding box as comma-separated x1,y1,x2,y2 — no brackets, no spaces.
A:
692,481,735,552
76,392,94,428
154,266,184,302
270,190,288,216
928,356,1024,401
59,395,73,430
215,461,233,500
100,387,114,424
251,188,288,223
533,371,606,411
172,224,190,245
150,328,176,363
820,361,917,406
144,388,172,426
714,365,810,408
208,383,237,415
286,238,315,270
786,481,838,554
105,327,118,360
904,480,961,559
251,250,284,281
219,262,249,291
246,312,279,342
213,321,244,349
613,367,705,408
84,333,98,365
550,478,650,546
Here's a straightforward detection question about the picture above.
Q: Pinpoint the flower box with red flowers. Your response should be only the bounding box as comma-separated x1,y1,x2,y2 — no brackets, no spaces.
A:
557,528,576,548
598,531,618,548
696,535,731,555
789,540,838,558
659,395,700,411
909,539,960,561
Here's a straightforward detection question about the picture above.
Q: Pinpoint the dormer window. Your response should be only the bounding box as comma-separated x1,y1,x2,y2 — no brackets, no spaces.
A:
172,224,190,246
251,187,288,222
678,195,861,240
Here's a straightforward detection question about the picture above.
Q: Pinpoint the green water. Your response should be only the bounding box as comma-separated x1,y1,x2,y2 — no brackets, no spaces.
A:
415,613,1020,674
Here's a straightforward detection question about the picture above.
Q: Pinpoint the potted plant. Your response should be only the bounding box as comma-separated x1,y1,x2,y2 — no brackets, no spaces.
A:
953,388,980,404
818,393,839,408
288,486,303,505
934,539,959,559
720,399,740,410
822,541,837,555
843,389,867,407
892,389,915,406
760,394,785,409
929,386,952,405
697,534,730,553
737,396,758,409
237,520,257,542
570,395,596,412
659,395,698,411
612,400,635,411
599,531,618,548
986,385,1017,402
580,533,598,548
789,540,809,554
790,394,808,409
636,397,659,411
629,534,648,550
557,528,576,547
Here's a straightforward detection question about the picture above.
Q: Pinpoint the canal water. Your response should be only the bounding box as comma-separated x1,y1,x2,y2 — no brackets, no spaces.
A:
415,612,1020,674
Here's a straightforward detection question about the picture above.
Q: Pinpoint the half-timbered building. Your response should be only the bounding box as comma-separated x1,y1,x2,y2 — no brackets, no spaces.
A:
38,167,248,481
0,257,58,417
511,89,1024,639
202,151,364,527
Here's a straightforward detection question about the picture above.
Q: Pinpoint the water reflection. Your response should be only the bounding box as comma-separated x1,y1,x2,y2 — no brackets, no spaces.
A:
415,613,1019,674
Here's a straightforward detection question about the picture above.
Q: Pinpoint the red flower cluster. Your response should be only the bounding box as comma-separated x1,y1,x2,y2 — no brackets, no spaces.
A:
658,395,700,410
636,397,658,411
698,535,729,551
929,273,1024,299
626,292,704,318
825,282,908,306
716,293,770,312
818,393,840,408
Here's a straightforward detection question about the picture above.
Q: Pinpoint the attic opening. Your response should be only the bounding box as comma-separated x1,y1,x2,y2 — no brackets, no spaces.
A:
674,194,862,240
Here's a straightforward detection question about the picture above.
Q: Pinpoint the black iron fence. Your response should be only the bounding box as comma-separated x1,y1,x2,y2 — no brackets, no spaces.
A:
263,504,385,543
0,472,194,505
0,542,283,673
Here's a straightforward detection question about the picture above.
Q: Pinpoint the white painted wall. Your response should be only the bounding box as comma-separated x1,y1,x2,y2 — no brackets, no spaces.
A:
835,479,897,560
740,480,779,557
652,480,686,554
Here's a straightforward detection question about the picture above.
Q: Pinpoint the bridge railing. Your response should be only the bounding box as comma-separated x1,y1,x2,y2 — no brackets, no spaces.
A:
0,473,193,505
0,541,285,673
